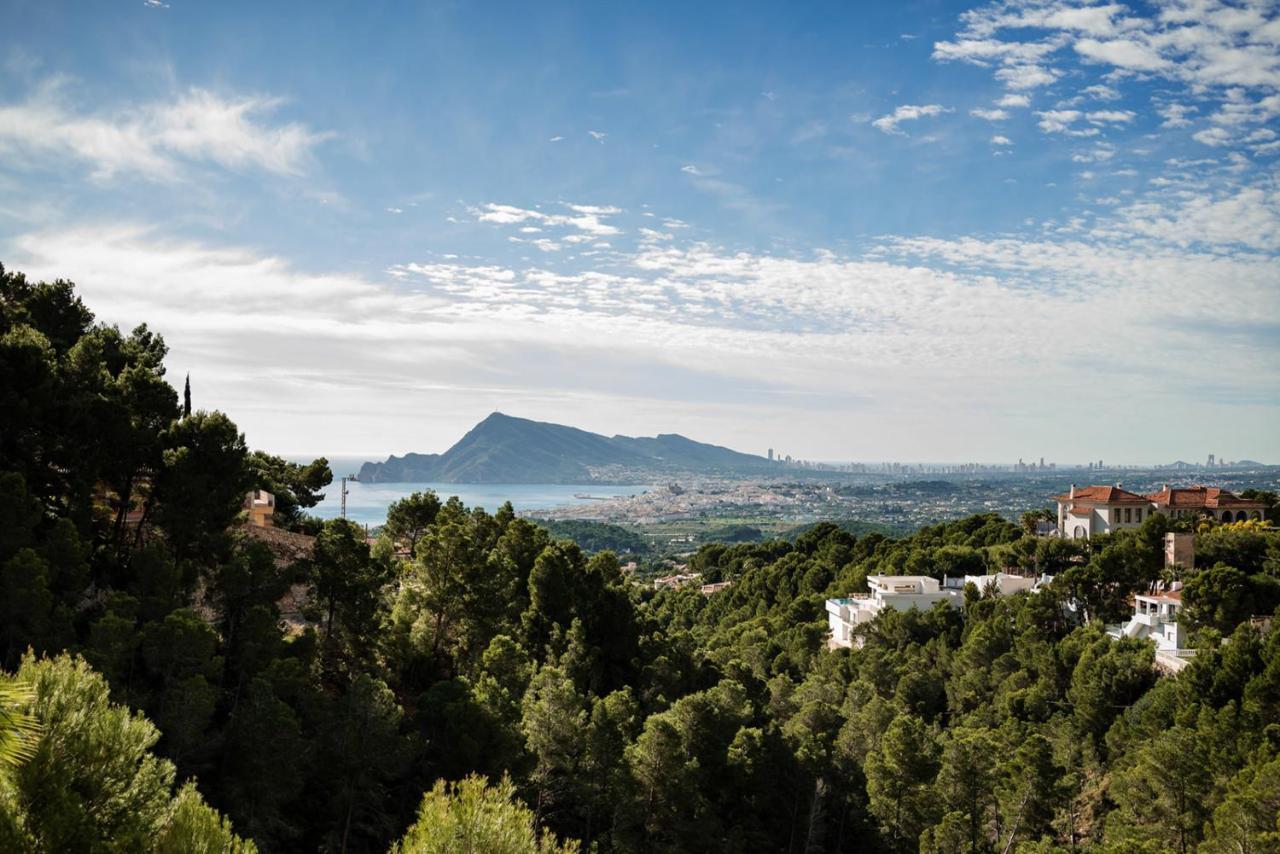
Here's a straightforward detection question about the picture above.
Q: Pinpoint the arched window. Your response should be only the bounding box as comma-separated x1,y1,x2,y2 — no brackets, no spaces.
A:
1254,511,1264,521
1073,525,1086,539
1222,511,1233,522
1237,511,1247,522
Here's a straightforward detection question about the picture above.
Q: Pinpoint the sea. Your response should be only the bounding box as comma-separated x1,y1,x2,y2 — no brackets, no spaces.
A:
290,456,649,527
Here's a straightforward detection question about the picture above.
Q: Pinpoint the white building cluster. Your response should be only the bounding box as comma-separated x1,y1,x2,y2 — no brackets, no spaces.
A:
825,573,1043,648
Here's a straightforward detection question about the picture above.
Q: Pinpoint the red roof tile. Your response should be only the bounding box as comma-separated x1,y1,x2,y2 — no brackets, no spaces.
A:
1053,485,1150,504
1147,486,1265,509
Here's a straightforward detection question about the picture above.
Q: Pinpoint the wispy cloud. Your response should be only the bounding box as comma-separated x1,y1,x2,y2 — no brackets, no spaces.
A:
871,103,950,135
0,79,330,181
997,93,1031,108
971,108,1009,121
472,202,622,236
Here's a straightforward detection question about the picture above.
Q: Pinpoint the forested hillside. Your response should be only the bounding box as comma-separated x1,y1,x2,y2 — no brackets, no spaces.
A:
4,265,1280,853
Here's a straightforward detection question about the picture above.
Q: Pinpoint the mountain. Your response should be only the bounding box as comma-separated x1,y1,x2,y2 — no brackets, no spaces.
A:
358,412,774,483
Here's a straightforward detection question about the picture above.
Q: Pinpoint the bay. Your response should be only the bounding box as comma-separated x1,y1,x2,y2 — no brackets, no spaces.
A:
292,456,649,527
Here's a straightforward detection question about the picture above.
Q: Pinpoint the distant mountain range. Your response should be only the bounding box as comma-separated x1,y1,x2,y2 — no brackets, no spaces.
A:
358,412,775,483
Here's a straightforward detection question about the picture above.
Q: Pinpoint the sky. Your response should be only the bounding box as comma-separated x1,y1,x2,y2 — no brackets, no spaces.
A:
1,0,1278,465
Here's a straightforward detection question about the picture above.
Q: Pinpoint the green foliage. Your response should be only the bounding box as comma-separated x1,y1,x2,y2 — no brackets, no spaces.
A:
309,517,393,672
155,410,250,562
246,450,332,528
9,267,1280,854
392,775,579,854
1184,563,1254,633
385,489,443,554
0,679,40,771
3,653,247,852
538,519,651,555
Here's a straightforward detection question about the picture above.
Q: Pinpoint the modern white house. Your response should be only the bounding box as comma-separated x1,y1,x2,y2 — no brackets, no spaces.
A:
1106,589,1194,672
826,573,1041,648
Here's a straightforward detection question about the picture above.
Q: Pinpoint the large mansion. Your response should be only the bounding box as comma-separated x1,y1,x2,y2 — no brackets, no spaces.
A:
1056,484,1265,540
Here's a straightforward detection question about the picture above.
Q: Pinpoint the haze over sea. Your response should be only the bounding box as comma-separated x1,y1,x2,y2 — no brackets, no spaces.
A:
295,457,649,526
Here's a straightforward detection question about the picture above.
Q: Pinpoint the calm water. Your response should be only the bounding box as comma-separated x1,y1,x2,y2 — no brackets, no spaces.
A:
293,457,648,526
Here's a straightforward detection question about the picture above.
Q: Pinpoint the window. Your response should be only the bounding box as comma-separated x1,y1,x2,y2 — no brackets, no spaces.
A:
1124,508,1132,523
1113,508,1121,523
1136,509,1142,522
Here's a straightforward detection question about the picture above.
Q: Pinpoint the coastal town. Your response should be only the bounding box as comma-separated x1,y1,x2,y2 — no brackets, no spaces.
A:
529,465,1280,534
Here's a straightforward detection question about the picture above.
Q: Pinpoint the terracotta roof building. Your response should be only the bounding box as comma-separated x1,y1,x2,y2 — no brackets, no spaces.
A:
1147,485,1266,522
1056,483,1266,539
1055,483,1154,540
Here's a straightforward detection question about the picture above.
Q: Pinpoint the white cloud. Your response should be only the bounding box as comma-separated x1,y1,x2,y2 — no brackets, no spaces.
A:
0,80,330,181
1114,186,1280,251
1193,126,1234,146
995,64,1059,89
549,135,564,142
587,130,607,143
472,202,622,236
1157,102,1197,128
933,0,1280,167
1082,84,1121,100
1075,37,1171,71
1036,109,1081,133
11,194,1277,460
991,135,1014,145
871,104,950,135
1085,109,1135,124
971,108,1009,121
681,164,705,176
1071,143,1116,162
997,93,1032,107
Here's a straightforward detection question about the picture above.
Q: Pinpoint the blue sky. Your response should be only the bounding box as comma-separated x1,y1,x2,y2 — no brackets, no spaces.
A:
2,0,1278,464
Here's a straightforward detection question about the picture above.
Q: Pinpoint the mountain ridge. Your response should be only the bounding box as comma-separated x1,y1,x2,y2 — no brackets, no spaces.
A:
358,412,773,483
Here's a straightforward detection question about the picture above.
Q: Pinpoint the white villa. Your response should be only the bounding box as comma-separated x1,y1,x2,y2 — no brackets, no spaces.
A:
1055,485,1152,540
1056,483,1266,540
826,573,1042,649
1106,589,1193,672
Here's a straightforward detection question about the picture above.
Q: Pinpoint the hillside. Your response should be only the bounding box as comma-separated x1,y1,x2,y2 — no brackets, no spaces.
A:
358,412,773,483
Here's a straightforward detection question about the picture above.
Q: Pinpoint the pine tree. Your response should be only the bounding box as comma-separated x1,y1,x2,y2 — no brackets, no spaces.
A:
182,373,191,419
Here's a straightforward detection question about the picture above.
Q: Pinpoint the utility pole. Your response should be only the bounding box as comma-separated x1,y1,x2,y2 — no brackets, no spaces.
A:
340,474,358,519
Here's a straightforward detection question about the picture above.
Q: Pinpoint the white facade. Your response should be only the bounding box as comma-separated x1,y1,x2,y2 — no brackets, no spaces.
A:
1056,485,1151,540
1106,592,1194,671
826,573,1039,648
1057,484,1265,540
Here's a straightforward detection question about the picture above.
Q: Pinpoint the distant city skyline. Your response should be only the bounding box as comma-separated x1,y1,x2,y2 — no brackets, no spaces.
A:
2,1,1277,461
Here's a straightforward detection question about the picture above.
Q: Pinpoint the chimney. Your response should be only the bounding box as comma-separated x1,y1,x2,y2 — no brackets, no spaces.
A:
1116,481,1123,489
1162,483,1169,493
1069,484,1076,499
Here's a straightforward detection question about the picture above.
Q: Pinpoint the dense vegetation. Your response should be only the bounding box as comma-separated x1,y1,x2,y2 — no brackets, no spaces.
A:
4,265,1280,852
536,520,652,557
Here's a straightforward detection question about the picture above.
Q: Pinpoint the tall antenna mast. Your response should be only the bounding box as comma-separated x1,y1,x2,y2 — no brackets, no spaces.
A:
340,474,358,519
